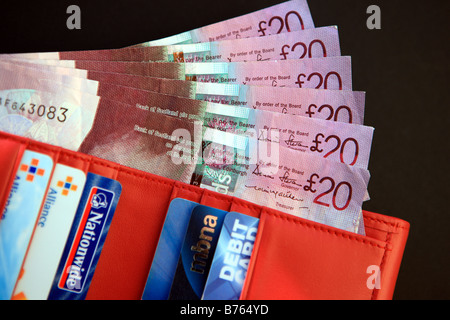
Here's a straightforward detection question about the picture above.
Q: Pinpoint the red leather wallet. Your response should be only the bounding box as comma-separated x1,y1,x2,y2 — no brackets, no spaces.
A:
0,131,410,300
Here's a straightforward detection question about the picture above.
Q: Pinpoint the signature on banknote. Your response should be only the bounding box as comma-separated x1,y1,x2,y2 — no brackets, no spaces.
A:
244,184,303,203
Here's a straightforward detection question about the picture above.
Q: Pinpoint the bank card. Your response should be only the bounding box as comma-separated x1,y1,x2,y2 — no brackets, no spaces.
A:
47,172,122,300
141,198,200,300
168,204,228,300
202,212,259,300
12,164,86,300
0,149,54,300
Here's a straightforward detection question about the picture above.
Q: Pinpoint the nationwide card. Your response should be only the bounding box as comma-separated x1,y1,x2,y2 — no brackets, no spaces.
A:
0,150,54,300
47,172,122,300
12,164,86,300
202,212,259,300
142,198,200,300
168,205,228,300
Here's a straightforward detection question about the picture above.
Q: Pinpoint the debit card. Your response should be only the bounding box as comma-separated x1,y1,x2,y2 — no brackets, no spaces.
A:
202,212,259,300
168,204,227,300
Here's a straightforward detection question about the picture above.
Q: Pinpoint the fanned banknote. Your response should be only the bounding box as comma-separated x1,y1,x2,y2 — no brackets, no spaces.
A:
166,26,340,62
0,80,370,234
2,56,353,90
194,128,369,234
0,57,371,205
78,96,369,234
0,67,371,171
0,61,365,124
0,0,377,236
202,102,373,169
90,73,365,123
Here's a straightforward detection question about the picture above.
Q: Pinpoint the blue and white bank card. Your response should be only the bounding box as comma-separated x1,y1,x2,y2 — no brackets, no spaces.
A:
202,212,259,300
0,150,54,300
142,198,200,300
47,172,122,300
12,164,86,300
168,205,228,300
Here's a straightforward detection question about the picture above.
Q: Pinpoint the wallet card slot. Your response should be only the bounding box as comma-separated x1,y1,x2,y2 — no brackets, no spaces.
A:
169,181,203,203
199,189,233,211
228,197,263,219
85,161,176,299
361,211,410,299
240,208,396,300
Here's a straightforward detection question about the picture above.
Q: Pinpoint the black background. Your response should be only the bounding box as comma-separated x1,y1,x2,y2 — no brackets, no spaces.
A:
0,0,449,300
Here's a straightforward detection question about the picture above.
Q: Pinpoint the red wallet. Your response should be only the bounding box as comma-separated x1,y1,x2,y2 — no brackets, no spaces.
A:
0,131,410,300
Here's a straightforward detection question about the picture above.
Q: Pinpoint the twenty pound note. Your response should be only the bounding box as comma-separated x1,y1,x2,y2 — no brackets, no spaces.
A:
83,72,365,124
165,26,341,62
195,128,370,234
24,56,352,90
0,61,99,96
203,102,373,169
0,86,99,151
6,63,363,124
0,82,370,234
183,56,352,90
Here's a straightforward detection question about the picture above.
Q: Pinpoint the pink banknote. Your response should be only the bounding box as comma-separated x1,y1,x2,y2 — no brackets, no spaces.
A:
1,57,361,123
0,61,98,95
86,71,365,124
0,85,99,151
6,56,352,90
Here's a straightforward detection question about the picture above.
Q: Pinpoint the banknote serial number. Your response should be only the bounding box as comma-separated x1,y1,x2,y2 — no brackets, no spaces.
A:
1,98,68,122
